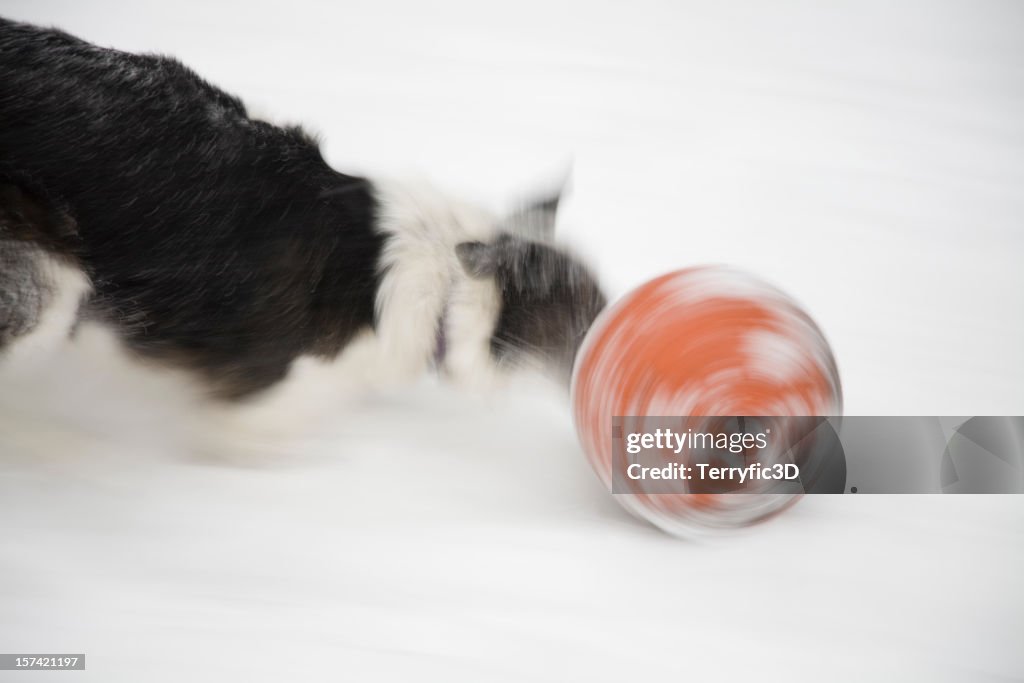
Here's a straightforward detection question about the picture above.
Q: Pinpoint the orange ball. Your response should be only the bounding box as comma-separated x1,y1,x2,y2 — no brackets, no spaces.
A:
571,266,842,535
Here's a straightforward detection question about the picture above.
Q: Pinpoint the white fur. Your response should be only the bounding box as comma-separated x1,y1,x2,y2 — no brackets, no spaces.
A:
370,178,502,385
443,266,503,389
0,252,90,378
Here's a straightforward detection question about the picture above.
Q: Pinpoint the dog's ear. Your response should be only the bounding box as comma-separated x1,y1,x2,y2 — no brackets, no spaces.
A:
505,189,561,241
456,241,498,278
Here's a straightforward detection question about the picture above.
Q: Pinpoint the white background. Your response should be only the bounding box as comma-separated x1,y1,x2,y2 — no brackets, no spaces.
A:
1,1,1022,681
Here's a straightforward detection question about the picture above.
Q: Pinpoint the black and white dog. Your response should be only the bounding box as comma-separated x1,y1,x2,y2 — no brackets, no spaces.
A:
0,18,605,451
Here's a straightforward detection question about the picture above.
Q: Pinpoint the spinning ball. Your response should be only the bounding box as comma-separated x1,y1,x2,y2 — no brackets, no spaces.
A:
571,266,842,535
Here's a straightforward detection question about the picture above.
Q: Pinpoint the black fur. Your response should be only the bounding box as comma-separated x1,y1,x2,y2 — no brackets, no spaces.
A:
0,176,80,255
0,17,383,398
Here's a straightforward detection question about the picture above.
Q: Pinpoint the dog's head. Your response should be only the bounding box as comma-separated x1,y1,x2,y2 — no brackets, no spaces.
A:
451,193,606,386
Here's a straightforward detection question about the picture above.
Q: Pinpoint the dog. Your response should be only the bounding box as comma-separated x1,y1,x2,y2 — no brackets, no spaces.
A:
0,17,606,454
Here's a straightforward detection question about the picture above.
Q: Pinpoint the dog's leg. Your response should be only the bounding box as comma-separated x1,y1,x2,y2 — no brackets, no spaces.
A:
183,329,388,463
0,241,89,378
0,182,89,377
0,181,90,379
